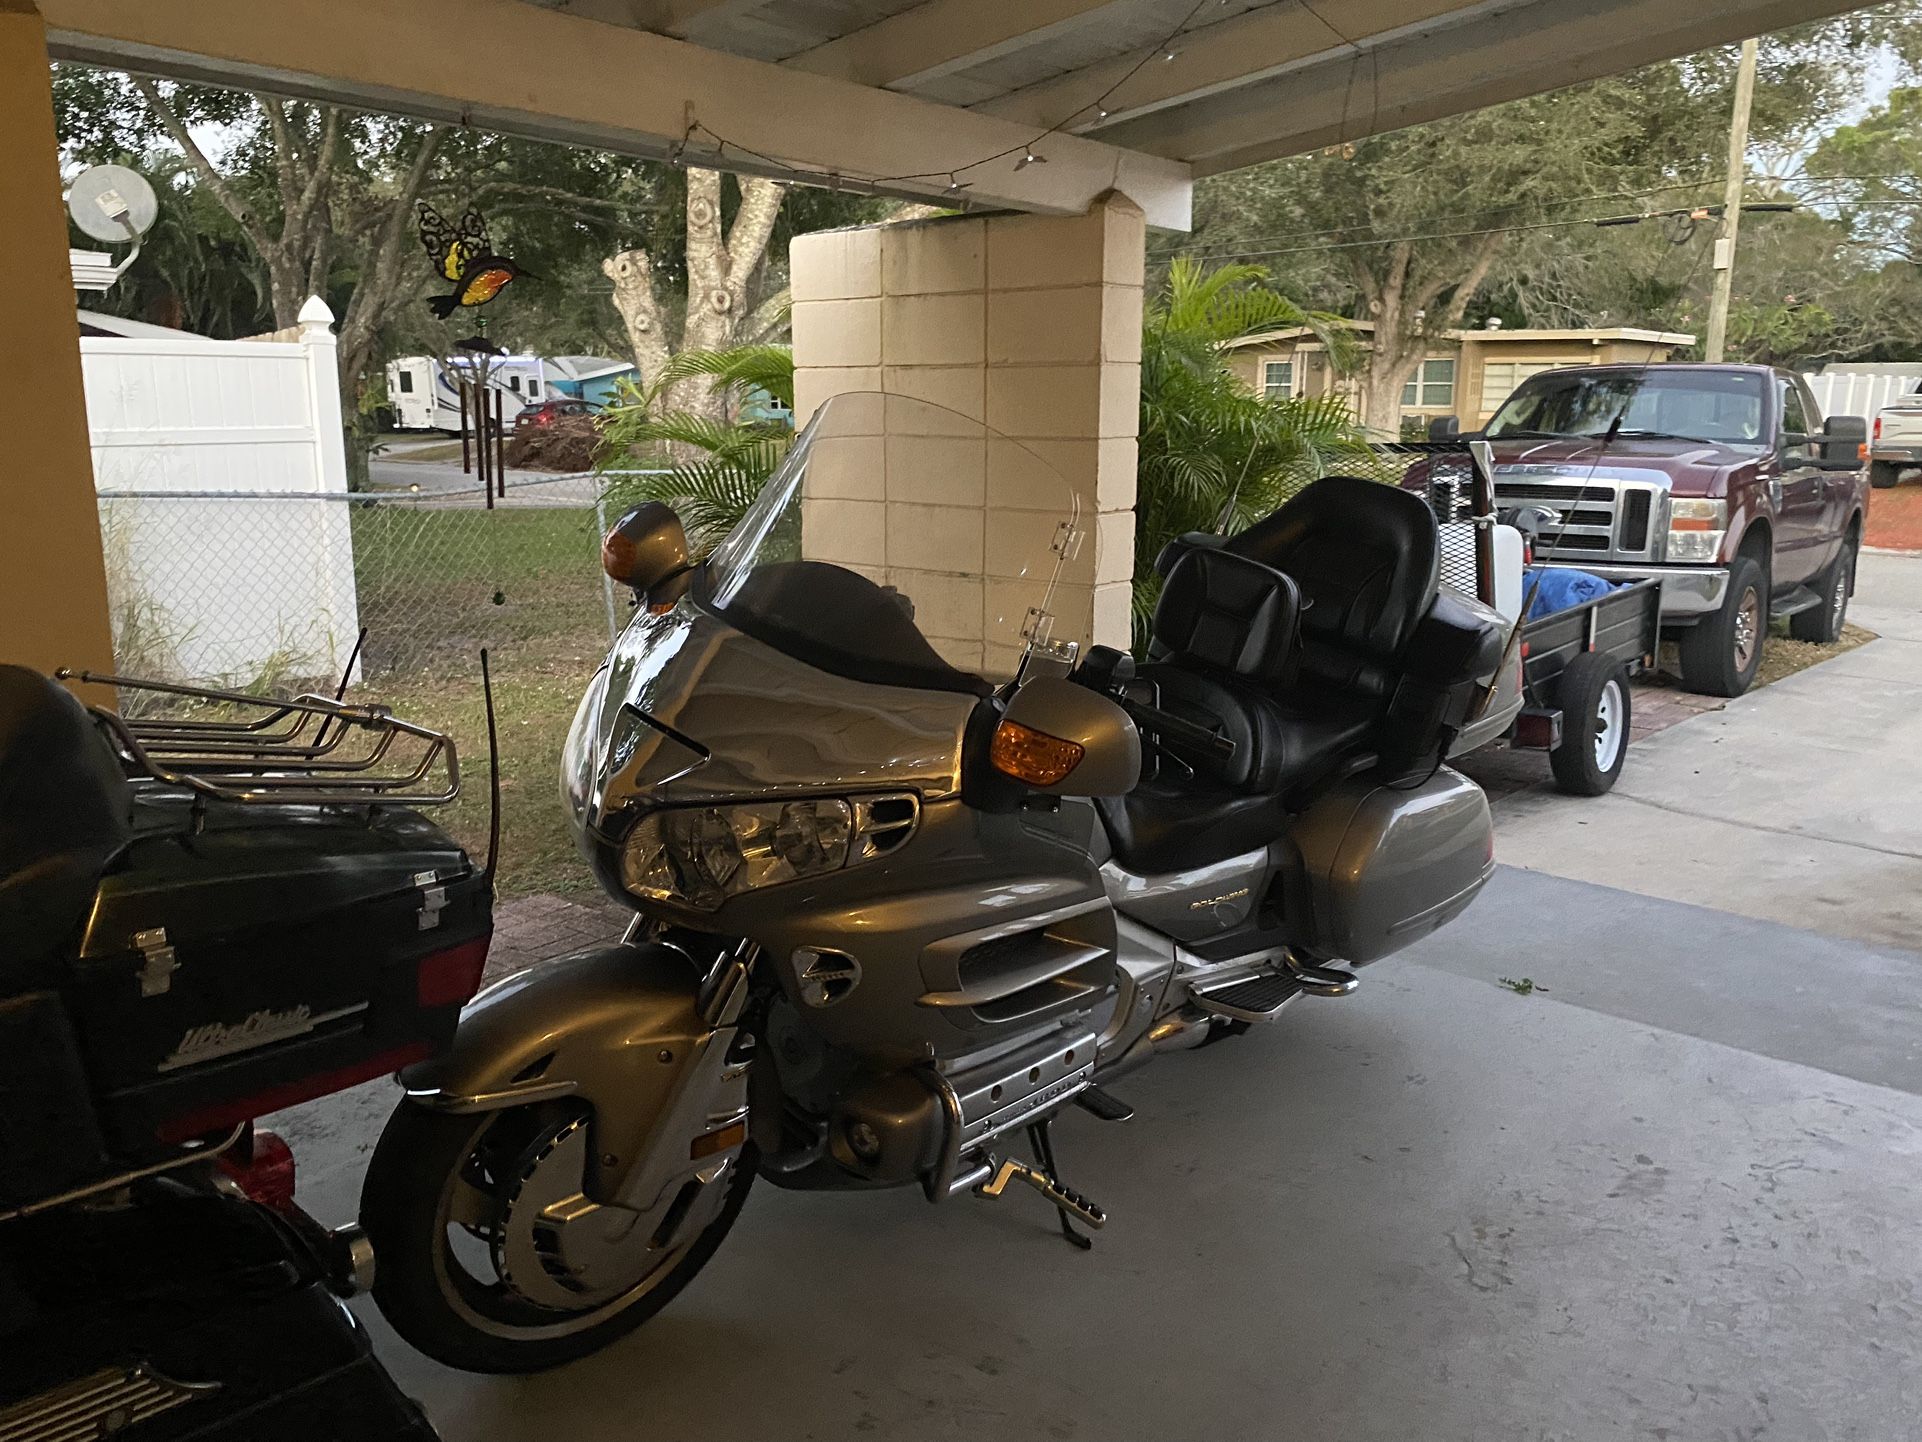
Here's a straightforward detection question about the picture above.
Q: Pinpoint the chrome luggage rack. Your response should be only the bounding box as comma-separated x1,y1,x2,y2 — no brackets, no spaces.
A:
56,669,459,808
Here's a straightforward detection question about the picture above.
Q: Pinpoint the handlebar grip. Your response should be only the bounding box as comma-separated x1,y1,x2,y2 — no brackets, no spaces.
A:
1123,699,1237,760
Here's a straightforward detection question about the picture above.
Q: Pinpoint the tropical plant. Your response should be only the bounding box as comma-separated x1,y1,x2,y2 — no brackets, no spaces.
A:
596,343,796,554
1133,258,1371,647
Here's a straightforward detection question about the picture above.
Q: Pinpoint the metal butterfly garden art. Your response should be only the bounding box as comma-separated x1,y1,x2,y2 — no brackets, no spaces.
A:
417,203,530,317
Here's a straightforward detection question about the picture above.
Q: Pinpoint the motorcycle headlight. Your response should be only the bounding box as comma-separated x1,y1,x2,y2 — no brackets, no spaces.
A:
1665,498,1727,563
620,799,853,910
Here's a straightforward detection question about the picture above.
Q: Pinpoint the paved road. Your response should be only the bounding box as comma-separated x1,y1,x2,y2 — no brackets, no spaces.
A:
367,442,604,507
267,551,1922,1440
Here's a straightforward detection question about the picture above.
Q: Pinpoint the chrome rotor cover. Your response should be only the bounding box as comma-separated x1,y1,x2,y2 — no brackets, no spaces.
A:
491,1113,738,1312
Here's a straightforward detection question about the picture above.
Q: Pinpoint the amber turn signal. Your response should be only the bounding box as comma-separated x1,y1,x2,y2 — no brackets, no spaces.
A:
990,719,1085,786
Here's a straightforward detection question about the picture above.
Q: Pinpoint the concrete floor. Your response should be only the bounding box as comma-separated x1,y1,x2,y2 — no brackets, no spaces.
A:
275,552,1922,1441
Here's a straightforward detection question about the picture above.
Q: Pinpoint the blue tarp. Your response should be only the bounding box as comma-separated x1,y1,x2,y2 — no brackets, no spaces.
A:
1525,567,1617,622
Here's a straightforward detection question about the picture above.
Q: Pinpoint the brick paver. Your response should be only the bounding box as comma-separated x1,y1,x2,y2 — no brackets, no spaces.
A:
483,892,629,983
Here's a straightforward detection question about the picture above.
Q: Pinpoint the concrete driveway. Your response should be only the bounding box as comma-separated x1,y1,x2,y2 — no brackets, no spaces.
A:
1473,549,1922,950
277,555,1922,1441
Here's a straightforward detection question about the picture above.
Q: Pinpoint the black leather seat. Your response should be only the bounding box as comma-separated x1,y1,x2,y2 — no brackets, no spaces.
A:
0,667,130,989
1099,477,1498,875
1225,474,1440,700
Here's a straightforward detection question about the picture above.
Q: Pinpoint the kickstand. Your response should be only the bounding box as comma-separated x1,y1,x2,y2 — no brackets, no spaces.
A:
1027,1118,1092,1251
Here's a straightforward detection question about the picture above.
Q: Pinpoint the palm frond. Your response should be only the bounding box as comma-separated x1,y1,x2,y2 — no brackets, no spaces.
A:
1133,259,1373,653
651,343,796,410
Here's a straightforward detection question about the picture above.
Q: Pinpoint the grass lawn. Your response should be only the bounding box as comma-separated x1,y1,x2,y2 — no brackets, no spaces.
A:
1648,620,1876,693
345,502,618,897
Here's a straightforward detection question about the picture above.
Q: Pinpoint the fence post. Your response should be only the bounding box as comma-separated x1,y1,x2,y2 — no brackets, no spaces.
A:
298,297,349,497
298,295,361,683
595,492,619,642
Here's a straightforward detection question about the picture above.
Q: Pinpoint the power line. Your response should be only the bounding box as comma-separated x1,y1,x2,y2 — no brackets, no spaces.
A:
1165,199,1809,264
1155,176,1731,256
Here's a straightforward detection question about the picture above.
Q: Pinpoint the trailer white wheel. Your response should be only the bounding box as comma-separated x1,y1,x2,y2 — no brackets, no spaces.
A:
1550,651,1631,796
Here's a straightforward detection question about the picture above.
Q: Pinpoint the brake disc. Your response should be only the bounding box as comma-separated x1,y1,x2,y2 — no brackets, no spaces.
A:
492,1114,662,1312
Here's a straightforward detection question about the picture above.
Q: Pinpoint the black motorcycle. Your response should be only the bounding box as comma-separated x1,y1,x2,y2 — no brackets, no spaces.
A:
0,663,492,1440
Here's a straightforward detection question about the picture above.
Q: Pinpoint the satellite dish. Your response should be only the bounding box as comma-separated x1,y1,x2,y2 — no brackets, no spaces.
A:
68,164,159,242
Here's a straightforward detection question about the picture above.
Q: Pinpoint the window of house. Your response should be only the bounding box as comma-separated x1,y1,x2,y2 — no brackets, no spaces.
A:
1480,360,1563,411
1262,360,1295,398
1400,357,1457,409
396,370,415,393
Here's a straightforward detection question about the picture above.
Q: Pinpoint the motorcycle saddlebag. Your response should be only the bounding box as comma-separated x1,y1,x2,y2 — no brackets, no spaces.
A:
0,1182,439,1440
61,798,491,1154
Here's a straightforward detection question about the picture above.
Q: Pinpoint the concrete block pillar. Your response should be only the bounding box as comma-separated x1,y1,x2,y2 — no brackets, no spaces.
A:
0,0,117,688
791,194,1144,661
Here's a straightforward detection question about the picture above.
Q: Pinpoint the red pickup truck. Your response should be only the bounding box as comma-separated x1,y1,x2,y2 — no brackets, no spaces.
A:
1442,363,1869,697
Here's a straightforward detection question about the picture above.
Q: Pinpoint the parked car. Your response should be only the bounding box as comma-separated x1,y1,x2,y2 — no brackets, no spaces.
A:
512,397,601,433
1431,364,1868,697
1871,384,1922,488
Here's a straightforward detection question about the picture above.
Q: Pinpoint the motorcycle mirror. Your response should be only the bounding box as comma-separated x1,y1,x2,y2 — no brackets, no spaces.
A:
602,502,690,597
991,677,1141,798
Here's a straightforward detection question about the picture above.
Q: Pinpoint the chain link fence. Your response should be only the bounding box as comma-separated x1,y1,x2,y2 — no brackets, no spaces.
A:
94,473,649,697
93,472,660,893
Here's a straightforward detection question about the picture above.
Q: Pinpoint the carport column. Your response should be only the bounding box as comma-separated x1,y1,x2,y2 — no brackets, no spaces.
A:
0,0,117,684
790,195,1144,652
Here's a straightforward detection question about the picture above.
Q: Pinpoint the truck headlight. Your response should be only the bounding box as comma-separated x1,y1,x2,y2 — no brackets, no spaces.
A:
620,799,852,910
1665,498,1727,563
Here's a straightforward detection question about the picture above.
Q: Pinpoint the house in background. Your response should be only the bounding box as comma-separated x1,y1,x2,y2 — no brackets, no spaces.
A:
545,354,637,408
1225,320,1696,437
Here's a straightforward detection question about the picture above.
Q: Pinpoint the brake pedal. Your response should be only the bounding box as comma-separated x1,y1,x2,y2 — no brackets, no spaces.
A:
977,1157,1106,1231
1074,1085,1133,1123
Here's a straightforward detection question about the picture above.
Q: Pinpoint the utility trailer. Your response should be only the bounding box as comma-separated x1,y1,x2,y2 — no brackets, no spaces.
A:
1396,441,1660,796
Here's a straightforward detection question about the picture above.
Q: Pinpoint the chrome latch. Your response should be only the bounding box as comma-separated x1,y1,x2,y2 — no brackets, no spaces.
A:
133,928,179,997
414,870,446,931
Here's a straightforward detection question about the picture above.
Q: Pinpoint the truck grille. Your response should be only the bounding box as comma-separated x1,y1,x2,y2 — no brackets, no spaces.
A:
1494,472,1662,562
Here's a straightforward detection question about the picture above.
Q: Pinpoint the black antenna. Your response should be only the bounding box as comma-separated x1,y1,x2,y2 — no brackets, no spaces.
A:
478,649,503,888
1469,235,1716,722
314,627,368,748
333,627,367,702
1214,446,1261,535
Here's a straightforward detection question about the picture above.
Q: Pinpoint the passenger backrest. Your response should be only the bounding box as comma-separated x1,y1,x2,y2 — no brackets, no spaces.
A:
1151,546,1301,683
1225,476,1440,697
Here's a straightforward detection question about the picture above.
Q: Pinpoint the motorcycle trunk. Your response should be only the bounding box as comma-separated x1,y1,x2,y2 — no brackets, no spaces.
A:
0,795,489,1214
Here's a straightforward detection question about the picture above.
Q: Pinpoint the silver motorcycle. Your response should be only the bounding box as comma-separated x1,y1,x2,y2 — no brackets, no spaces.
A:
360,392,1505,1373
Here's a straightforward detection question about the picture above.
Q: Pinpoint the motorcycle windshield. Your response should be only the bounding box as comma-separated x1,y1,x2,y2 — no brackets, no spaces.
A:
697,393,1091,692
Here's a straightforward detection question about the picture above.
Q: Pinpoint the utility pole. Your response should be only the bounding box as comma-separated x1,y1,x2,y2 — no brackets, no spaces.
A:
1705,36,1759,363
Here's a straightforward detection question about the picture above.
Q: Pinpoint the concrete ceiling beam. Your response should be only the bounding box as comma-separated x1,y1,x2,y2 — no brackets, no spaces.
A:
784,0,1126,91
40,0,1193,227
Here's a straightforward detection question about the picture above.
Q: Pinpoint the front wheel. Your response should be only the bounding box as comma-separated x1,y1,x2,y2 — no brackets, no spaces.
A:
360,1101,754,1374
1677,554,1766,698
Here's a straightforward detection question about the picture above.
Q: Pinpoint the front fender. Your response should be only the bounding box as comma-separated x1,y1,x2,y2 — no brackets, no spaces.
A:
400,941,710,1202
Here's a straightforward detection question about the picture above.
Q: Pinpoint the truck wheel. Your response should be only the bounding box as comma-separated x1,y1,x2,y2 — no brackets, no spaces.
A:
1677,554,1765,698
1870,461,1900,489
1549,651,1630,796
1790,536,1856,644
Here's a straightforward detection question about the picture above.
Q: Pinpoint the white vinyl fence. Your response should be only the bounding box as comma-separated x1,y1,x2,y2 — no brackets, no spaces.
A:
1803,369,1922,424
86,296,361,687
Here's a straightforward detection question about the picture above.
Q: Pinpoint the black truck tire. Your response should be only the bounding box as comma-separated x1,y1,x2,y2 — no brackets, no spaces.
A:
1677,554,1766,698
1549,651,1631,796
1870,461,1900,489
1790,535,1856,644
